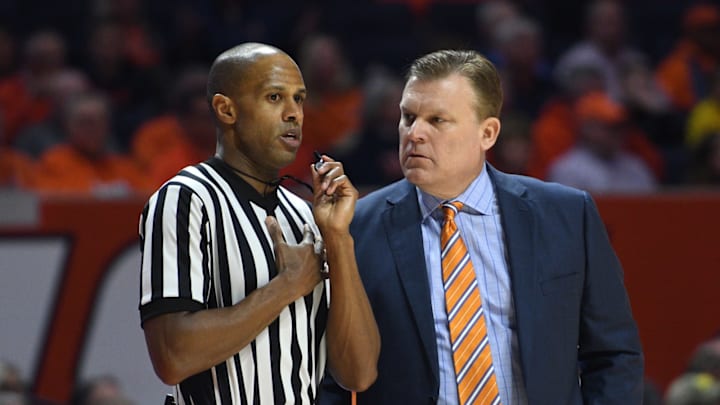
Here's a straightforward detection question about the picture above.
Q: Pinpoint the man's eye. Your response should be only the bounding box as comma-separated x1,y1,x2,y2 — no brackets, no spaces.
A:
294,95,305,104
269,94,280,101
402,113,415,124
431,117,444,124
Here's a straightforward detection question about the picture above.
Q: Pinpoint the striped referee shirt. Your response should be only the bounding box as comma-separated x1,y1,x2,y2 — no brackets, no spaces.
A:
139,157,329,405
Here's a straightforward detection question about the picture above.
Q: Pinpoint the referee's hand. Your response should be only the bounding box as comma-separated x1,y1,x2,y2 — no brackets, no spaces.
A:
265,216,325,298
311,154,358,235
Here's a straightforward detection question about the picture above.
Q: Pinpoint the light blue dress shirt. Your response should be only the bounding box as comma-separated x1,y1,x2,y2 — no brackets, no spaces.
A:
417,165,528,405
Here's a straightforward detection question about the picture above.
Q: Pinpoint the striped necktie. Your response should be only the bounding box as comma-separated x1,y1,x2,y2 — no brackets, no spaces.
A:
441,201,501,405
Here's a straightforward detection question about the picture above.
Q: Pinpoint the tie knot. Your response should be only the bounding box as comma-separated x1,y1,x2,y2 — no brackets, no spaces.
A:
441,201,463,221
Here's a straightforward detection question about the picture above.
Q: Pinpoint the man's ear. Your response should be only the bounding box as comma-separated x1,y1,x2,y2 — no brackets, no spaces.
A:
479,116,501,151
212,93,236,125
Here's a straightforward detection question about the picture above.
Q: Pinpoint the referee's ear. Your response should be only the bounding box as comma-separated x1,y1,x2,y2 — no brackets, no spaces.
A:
212,93,236,125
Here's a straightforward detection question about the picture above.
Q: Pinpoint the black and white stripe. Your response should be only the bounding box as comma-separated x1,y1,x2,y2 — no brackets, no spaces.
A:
139,158,328,405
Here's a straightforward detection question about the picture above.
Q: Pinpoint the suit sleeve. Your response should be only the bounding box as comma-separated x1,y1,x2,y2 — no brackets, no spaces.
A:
578,192,644,404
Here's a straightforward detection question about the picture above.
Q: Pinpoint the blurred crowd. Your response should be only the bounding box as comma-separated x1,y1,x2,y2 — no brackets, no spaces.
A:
664,338,720,405
3,337,720,404
0,366,134,405
0,0,719,197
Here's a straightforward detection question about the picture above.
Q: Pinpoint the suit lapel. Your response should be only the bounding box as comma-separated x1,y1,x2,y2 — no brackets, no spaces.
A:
382,182,439,384
488,166,537,383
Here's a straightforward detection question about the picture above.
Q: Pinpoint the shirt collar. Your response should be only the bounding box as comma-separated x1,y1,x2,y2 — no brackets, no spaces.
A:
417,163,496,221
207,156,280,212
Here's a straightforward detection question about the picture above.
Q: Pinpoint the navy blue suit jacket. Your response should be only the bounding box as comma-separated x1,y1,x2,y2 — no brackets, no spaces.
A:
320,166,643,405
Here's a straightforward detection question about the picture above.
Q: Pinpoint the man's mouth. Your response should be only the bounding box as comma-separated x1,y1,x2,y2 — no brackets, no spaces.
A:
279,129,302,149
282,129,301,140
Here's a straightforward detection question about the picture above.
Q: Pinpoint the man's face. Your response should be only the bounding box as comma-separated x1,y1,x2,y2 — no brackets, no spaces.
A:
66,98,109,159
589,1,626,51
580,120,625,158
230,53,307,174
398,74,495,199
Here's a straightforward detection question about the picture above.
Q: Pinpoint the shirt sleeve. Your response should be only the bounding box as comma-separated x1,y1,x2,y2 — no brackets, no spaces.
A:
138,183,211,325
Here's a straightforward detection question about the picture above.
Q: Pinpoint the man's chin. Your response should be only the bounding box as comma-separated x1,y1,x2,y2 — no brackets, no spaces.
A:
276,150,299,169
403,168,430,186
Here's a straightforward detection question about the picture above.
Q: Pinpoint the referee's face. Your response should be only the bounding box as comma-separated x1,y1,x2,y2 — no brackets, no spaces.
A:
230,53,307,177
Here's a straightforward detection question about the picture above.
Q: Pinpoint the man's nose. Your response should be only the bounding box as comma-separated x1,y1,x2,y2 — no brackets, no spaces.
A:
283,100,302,123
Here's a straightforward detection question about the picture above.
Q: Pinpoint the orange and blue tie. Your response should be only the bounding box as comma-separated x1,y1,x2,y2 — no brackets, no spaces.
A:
441,201,501,405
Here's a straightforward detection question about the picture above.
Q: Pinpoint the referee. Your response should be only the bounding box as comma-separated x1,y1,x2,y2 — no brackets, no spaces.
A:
138,42,380,404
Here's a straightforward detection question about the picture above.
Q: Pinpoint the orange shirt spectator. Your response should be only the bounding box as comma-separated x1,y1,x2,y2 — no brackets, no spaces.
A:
30,92,150,196
147,141,209,189
0,31,66,143
286,35,364,180
0,149,33,187
527,97,575,179
132,68,215,185
656,4,720,111
30,144,148,196
133,113,216,188
302,88,363,151
657,41,719,111
0,75,53,143
132,114,186,171
527,94,664,181
284,89,363,180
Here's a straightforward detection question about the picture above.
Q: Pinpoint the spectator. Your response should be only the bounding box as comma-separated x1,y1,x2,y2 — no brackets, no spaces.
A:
643,378,664,405
158,0,216,66
0,30,66,143
687,132,720,186
618,54,687,182
619,54,676,143
547,91,657,193
665,373,720,405
0,28,18,79
285,34,363,180
528,62,663,181
488,111,533,175
0,360,27,405
299,34,362,151
492,15,554,119
335,67,404,192
0,360,23,392
474,0,519,62
554,0,645,100
81,19,166,149
29,92,148,196
0,150,32,188
0,393,27,405
686,68,720,148
688,339,720,378
0,111,33,188
656,3,720,112
70,375,133,405
527,62,606,179
13,69,92,158
90,0,161,69
131,67,215,189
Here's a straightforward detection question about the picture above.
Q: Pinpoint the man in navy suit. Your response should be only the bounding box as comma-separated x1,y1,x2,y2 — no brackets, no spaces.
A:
320,49,643,404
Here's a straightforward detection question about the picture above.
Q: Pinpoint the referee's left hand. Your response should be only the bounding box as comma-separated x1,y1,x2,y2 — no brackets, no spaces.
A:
311,155,358,234
265,216,325,297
